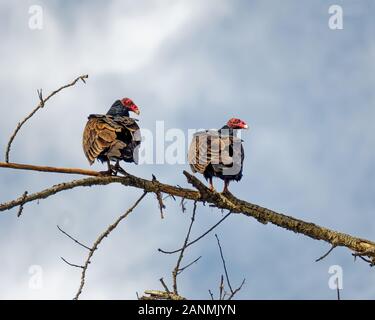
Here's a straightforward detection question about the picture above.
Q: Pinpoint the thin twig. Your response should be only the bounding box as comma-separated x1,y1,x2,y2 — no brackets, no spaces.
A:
156,192,165,219
227,278,246,300
17,191,28,217
60,257,84,269
57,225,91,251
172,201,198,294
177,256,202,275
219,274,224,300
180,198,187,213
208,290,214,300
159,211,232,255
353,253,374,266
159,278,171,294
215,234,233,293
316,245,337,262
152,175,166,219
5,74,88,162
163,194,176,201
74,191,147,300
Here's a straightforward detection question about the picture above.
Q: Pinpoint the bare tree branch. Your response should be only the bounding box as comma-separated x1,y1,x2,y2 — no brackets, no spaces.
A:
227,278,246,300
214,234,245,300
17,191,28,217
180,198,187,213
152,175,166,219
219,274,224,300
2,163,375,264
159,211,232,255
315,245,337,262
140,290,185,300
5,74,88,162
57,225,91,251
172,201,198,294
177,256,202,275
74,191,147,300
215,234,234,293
352,252,375,266
60,257,84,269
0,162,100,176
159,278,171,294
0,166,198,213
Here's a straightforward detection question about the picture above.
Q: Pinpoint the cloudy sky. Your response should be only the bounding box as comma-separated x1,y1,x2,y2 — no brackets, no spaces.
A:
0,0,374,299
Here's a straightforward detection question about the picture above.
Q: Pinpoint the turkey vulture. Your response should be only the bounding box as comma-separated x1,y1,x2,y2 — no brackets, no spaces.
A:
188,118,248,193
82,98,141,175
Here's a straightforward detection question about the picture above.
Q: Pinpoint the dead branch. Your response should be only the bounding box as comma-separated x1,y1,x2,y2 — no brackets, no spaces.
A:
57,225,91,251
60,257,84,269
17,191,28,217
0,166,198,213
219,274,224,300
172,201,198,294
177,256,202,275
74,191,147,300
159,278,171,294
140,290,186,300
352,252,375,266
2,163,375,264
215,234,234,293
0,162,100,176
315,245,337,262
227,279,246,300
152,174,166,219
159,211,232,254
214,234,245,300
5,75,88,163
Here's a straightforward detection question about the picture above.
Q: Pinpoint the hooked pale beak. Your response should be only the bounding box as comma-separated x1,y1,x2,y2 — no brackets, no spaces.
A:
132,106,140,115
243,124,249,129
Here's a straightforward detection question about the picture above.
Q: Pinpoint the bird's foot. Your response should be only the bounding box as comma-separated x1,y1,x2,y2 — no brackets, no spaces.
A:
222,188,233,196
109,165,119,176
115,165,128,176
209,184,216,192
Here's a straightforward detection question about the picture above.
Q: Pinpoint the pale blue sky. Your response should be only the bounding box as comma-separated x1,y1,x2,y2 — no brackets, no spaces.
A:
0,0,374,299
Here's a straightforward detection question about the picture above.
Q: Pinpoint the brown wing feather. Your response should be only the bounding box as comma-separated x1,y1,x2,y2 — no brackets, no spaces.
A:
83,116,119,165
188,131,224,173
188,131,244,175
82,115,141,165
